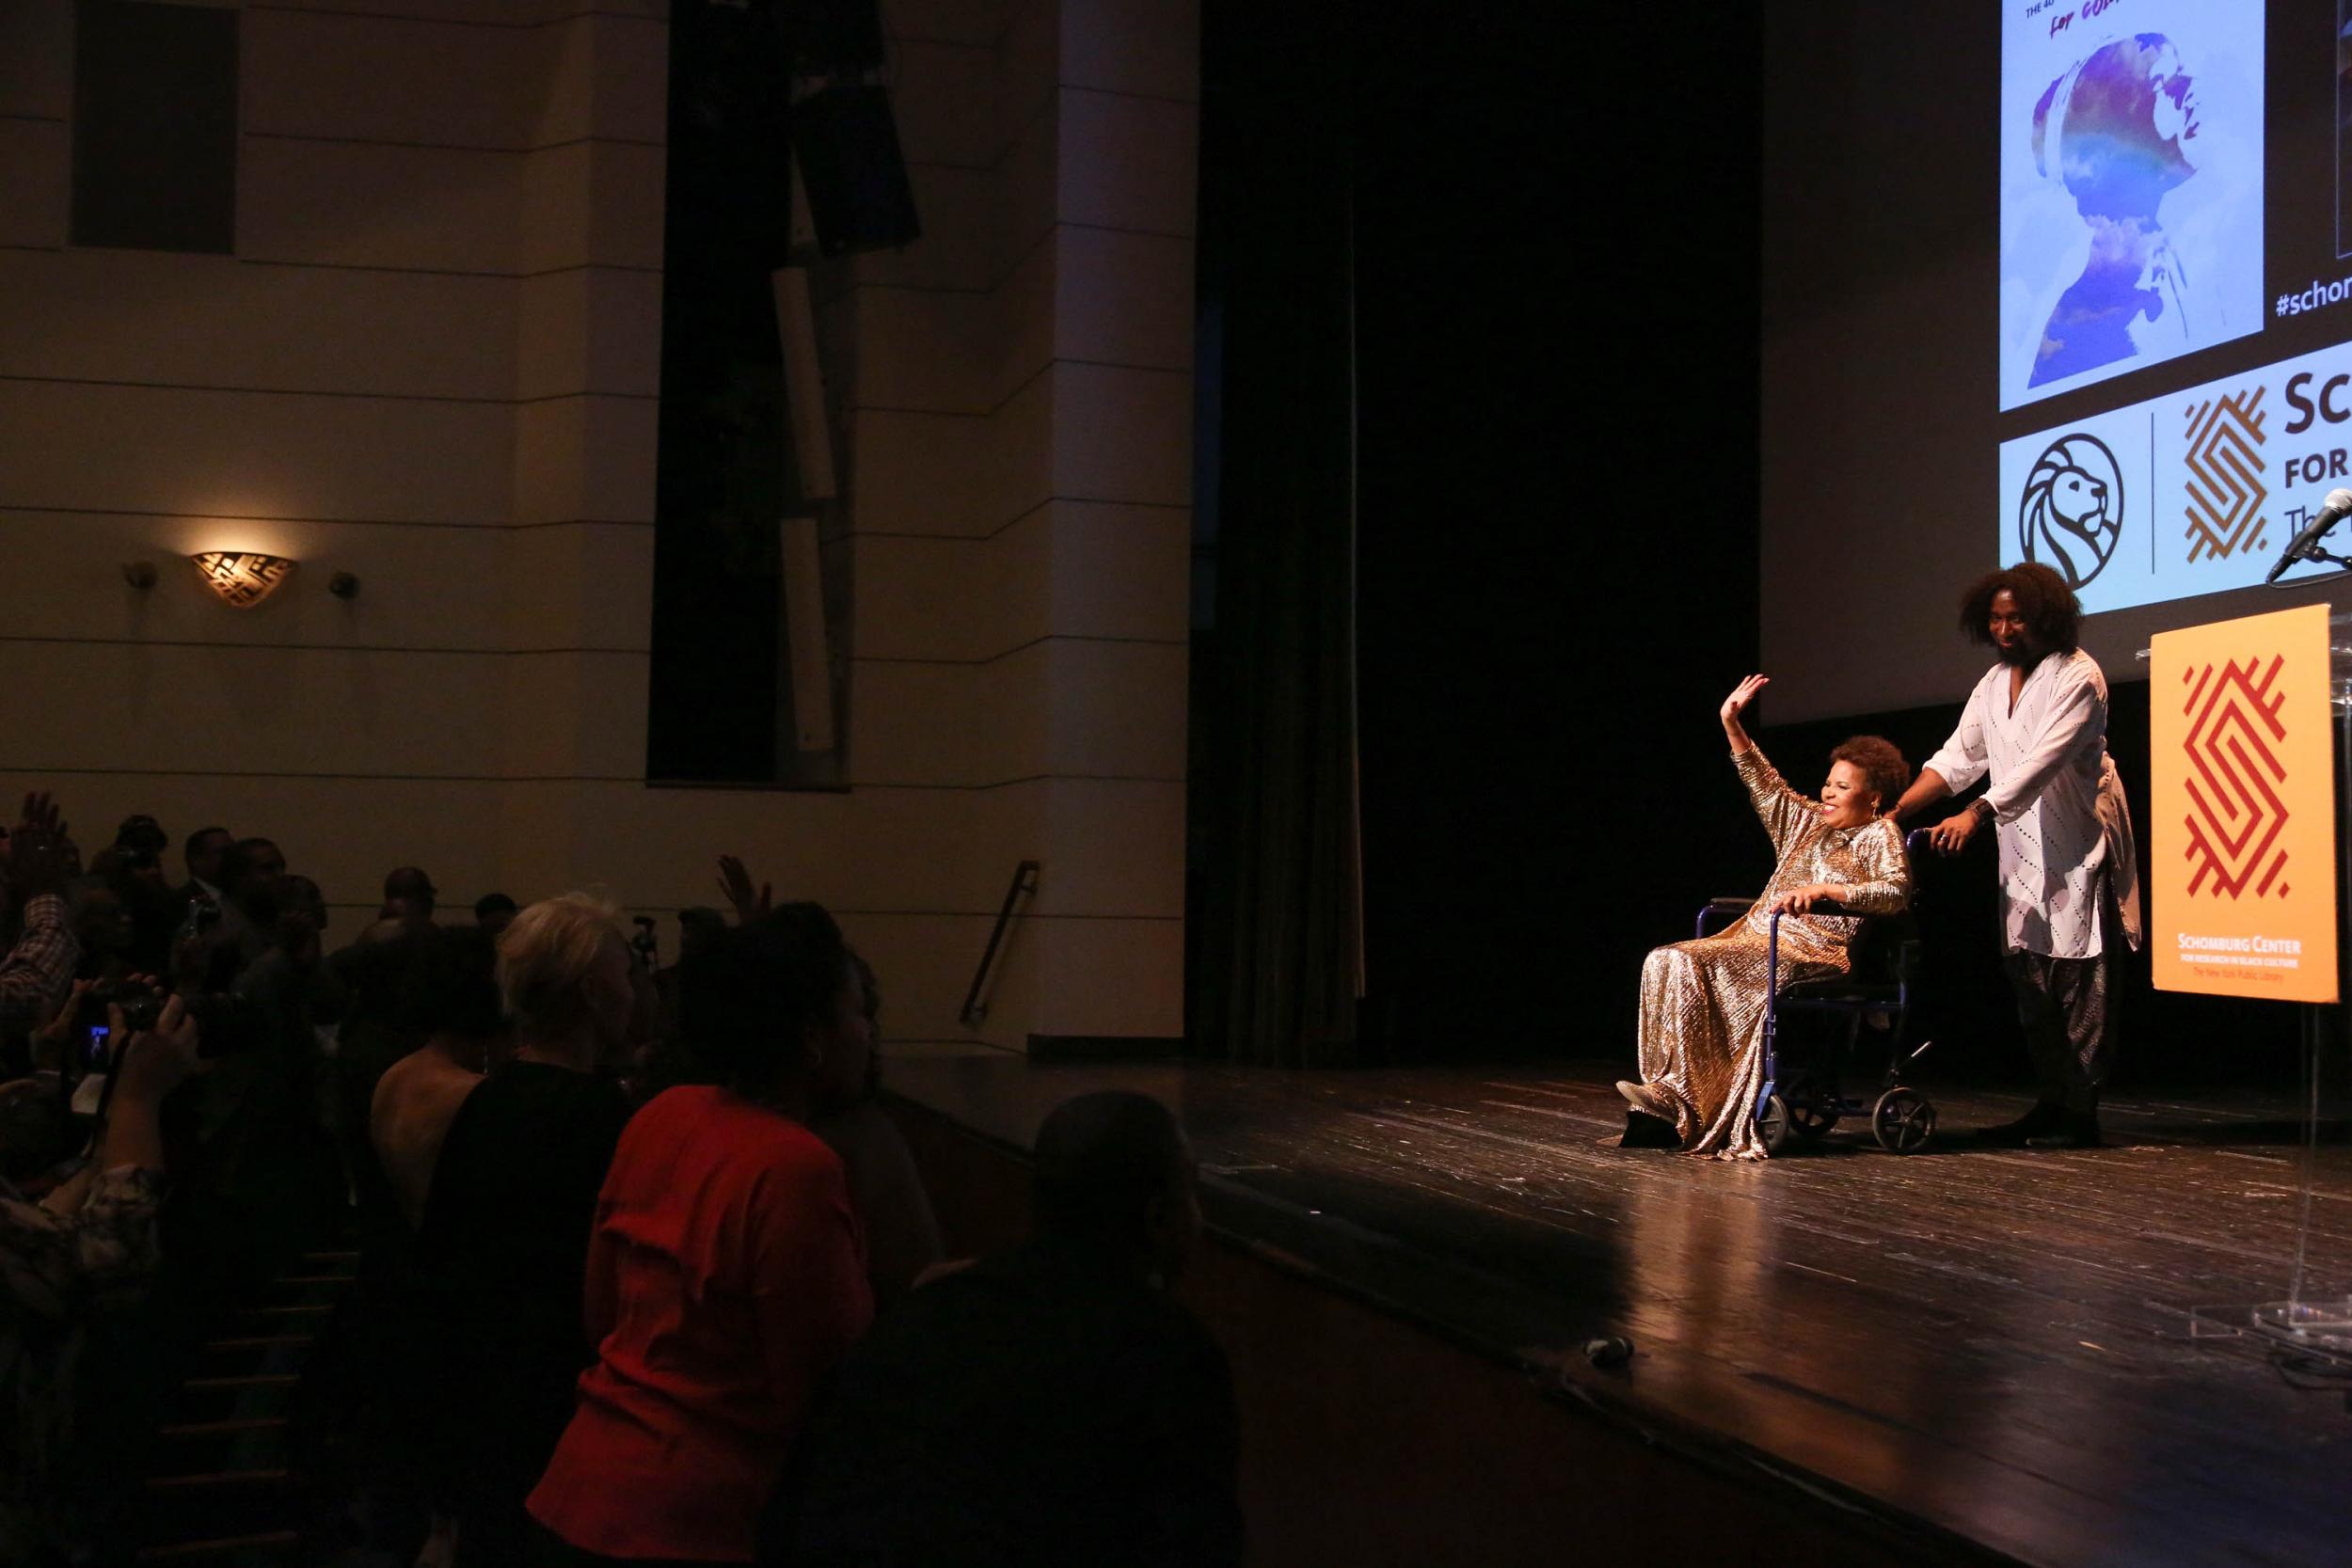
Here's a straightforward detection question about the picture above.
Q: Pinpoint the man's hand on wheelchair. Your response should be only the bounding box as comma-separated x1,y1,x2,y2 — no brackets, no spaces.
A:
1926,806,1985,857
1761,883,1841,916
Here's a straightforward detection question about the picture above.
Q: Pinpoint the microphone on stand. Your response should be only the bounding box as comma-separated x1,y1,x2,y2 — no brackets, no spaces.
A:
2265,487,2352,583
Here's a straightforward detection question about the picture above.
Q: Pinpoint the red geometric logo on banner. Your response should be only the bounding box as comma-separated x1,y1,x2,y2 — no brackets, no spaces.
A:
2181,654,2291,899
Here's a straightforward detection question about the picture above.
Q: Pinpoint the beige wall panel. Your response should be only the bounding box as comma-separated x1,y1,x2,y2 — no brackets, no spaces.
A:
532,15,596,150
838,241,1049,415
814,286,864,423
1048,361,1191,505
849,373,1050,536
848,412,996,537
835,784,998,914
517,141,665,275
834,911,1008,1045
242,9,537,150
241,139,521,275
501,649,649,778
0,643,515,777
14,518,655,659
516,268,596,403
0,381,513,524
1058,0,1200,103
0,768,511,916
882,0,1001,48
838,164,1002,293
1052,226,1192,372
852,529,1045,662
519,0,670,22
1032,777,1184,917
587,143,667,272
250,0,574,26
997,94,1059,261
0,250,516,400
516,266,660,401
583,16,669,147
1055,89,1197,236
1045,499,1190,642
998,0,1059,144
1044,638,1187,780
513,393,657,525
1033,915,1182,1037
0,510,515,650
893,39,1001,168
994,234,1058,401
523,13,667,150
0,119,68,249
0,0,69,119
502,520,656,653
835,284,1002,415
514,782,857,913
851,652,1047,786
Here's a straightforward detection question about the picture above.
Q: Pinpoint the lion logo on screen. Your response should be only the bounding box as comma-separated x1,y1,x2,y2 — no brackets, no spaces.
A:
2018,434,2123,590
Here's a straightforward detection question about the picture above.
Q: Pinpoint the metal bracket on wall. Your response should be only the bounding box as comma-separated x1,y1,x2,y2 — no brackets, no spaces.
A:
961,860,1041,1028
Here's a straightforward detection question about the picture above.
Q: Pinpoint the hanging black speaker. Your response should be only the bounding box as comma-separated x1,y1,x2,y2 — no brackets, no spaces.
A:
790,82,921,258
784,0,887,73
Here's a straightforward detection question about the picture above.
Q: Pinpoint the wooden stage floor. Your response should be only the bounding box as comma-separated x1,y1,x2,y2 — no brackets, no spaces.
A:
882,1052,2352,1568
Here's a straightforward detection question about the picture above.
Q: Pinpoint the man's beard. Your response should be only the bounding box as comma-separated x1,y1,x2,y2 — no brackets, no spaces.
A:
1996,640,2036,667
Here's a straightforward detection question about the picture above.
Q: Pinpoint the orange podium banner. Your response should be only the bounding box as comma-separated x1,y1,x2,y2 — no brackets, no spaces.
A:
2152,604,2338,1003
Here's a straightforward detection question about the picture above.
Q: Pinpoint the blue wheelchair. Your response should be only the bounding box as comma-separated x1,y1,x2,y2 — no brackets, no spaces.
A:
1692,829,1937,1155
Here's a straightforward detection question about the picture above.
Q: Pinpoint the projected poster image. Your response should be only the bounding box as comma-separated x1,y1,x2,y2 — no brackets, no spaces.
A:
1999,3,2264,412
1997,338,2352,615
2341,4,2352,258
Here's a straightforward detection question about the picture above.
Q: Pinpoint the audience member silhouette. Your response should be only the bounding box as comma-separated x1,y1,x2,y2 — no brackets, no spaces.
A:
422,894,635,1568
773,1089,1243,1568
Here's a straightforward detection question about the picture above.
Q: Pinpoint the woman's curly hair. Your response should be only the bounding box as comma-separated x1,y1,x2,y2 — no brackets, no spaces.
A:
1829,735,1909,815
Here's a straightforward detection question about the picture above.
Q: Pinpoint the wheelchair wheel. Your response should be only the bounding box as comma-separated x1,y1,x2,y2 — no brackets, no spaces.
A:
1870,1086,1935,1154
1758,1093,1794,1156
1787,1094,1839,1141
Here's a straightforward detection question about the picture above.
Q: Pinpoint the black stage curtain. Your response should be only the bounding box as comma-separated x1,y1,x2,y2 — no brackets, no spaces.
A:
1189,0,1364,1067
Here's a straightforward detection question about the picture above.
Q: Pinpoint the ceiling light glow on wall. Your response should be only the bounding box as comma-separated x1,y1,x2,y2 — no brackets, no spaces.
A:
189,551,295,609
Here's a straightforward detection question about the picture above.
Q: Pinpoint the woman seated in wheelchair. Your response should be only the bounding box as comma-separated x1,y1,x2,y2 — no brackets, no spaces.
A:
1617,674,1912,1159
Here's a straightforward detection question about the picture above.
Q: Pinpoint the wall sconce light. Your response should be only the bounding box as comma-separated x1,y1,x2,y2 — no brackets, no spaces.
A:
121,560,157,590
189,551,295,609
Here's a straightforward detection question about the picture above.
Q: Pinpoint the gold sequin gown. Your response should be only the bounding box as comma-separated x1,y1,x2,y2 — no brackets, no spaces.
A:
1636,749,1911,1160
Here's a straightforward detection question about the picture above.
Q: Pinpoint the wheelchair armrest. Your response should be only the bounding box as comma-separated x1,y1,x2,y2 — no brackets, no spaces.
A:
1696,897,1755,939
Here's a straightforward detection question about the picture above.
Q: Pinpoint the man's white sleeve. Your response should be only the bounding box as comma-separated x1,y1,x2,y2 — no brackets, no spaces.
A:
1921,678,1991,795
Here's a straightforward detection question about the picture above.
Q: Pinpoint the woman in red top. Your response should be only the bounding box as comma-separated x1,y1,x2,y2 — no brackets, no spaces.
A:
527,905,877,1566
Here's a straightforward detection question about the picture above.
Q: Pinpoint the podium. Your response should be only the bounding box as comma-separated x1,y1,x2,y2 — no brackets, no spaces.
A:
2139,610,2352,1362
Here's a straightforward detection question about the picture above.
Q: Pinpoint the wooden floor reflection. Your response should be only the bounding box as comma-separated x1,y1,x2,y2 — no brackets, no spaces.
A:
882,1052,2352,1568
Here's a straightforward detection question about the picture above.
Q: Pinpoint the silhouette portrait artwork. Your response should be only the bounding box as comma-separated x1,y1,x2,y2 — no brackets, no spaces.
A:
2028,34,2205,389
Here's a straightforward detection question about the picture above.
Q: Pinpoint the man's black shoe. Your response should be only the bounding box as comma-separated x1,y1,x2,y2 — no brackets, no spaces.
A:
2025,1112,2104,1149
1976,1101,2067,1146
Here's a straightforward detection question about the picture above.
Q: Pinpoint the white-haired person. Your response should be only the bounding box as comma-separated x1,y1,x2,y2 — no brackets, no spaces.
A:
415,893,639,1568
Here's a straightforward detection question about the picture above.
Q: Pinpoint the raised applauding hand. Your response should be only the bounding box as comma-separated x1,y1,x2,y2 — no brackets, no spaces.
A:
716,854,772,925
1720,673,1770,726
3,791,72,899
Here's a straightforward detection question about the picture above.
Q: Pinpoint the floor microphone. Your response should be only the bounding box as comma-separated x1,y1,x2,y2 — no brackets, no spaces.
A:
2265,487,2352,583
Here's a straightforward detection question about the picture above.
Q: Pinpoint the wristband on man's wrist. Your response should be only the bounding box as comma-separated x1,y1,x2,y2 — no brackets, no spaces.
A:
1970,799,1996,823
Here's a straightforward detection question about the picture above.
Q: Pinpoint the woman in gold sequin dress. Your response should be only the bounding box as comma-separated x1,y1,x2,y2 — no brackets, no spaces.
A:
1618,675,1913,1160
